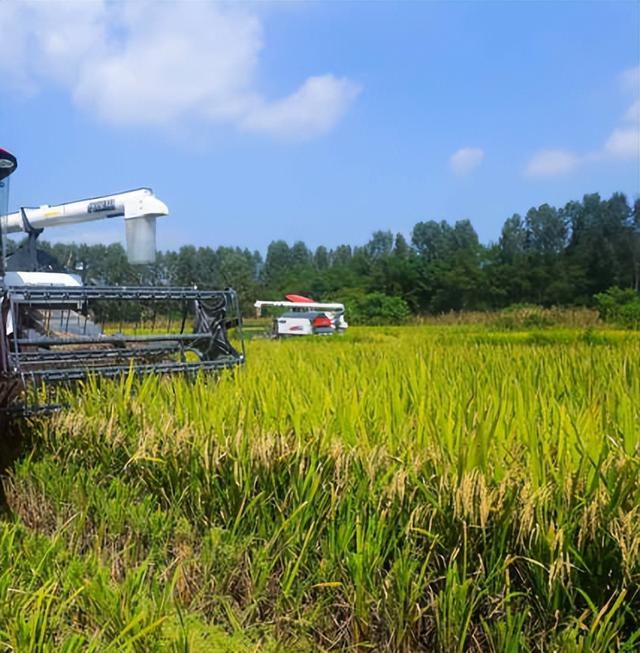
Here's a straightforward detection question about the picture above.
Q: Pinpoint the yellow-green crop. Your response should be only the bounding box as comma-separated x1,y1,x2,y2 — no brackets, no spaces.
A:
1,326,639,651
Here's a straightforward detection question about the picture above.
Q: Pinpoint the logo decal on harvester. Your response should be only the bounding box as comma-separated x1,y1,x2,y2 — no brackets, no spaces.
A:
88,199,116,213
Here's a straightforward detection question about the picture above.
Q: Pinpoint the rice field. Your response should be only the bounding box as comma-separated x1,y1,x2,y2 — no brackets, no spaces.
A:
1,326,639,651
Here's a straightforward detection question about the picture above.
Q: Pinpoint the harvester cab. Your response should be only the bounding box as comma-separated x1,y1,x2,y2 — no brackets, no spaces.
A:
0,148,244,415
255,295,348,337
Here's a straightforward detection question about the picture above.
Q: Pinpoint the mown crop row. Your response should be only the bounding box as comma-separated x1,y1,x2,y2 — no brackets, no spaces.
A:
1,327,639,651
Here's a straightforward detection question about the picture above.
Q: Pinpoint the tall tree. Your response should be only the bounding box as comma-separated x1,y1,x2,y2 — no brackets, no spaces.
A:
314,245,330,270
525,204,567,254
411,220,453,261
263,240,292,289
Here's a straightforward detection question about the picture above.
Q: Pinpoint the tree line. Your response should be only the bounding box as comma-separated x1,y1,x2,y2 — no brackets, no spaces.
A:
27,191,640,319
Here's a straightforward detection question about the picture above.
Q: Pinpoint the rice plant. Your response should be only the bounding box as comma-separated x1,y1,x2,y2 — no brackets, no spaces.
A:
1,326,639,651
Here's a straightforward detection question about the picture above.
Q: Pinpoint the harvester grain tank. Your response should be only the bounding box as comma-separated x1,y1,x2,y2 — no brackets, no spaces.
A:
0,148,244,414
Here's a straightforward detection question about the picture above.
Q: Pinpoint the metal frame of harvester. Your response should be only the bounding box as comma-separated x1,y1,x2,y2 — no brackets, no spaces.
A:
0,148,244,415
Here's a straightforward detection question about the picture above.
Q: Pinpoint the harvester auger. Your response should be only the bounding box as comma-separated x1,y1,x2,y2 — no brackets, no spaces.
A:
0,148,244,415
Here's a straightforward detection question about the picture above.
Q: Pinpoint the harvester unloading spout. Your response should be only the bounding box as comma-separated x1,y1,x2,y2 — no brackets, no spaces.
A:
0,149,244,415
2,188,168,265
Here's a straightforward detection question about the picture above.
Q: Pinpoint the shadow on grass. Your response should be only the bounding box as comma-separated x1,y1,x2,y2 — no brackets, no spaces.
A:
0,418,31,518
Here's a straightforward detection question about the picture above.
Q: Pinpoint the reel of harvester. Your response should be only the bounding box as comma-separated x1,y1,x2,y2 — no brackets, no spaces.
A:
0,148,244,416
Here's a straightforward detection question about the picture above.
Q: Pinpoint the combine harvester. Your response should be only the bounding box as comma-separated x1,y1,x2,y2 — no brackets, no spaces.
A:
255,295,348,337
0,148,244,415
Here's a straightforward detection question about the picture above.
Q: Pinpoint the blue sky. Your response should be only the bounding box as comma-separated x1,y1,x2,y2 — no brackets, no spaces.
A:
0,0,638,253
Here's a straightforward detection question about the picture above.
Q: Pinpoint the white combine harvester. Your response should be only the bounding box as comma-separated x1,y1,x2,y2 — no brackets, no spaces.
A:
0,148,244,414
255,294,348,337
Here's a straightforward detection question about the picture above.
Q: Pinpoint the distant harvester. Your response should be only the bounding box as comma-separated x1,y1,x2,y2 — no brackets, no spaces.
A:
254,295,348,337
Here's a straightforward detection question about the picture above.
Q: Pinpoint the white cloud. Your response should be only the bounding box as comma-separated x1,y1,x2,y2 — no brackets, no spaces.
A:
620,65,640,93
605,127,640,159
0,1,359,139
604,66,640,159
525,149,580,178
524,65,640,177
593,68,640,162
449,147,484,175
624,99,640,124
0,2,37,93
241,75,361,139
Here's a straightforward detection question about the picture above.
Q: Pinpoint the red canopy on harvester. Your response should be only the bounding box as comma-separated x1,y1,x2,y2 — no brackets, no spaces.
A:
285,294,314,303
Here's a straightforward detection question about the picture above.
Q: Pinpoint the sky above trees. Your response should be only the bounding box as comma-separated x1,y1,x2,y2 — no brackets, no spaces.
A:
1,1,638,252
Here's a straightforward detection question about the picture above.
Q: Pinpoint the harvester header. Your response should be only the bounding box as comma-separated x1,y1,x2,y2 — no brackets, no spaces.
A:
0,148,244,415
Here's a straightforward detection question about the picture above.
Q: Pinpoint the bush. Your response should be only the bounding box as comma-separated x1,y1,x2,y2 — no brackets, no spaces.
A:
594,287,640,329
337,290,411,325
492,304,554,330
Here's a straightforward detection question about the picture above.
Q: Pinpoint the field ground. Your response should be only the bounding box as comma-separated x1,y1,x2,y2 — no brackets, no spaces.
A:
1,325,639,651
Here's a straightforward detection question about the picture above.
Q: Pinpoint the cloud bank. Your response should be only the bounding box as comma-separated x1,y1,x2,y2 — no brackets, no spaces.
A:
449,147,484,175
525,65,639,178
0,1,360,140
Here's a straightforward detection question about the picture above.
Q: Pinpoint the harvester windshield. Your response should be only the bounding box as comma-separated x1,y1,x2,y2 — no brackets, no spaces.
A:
0,149,244,415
